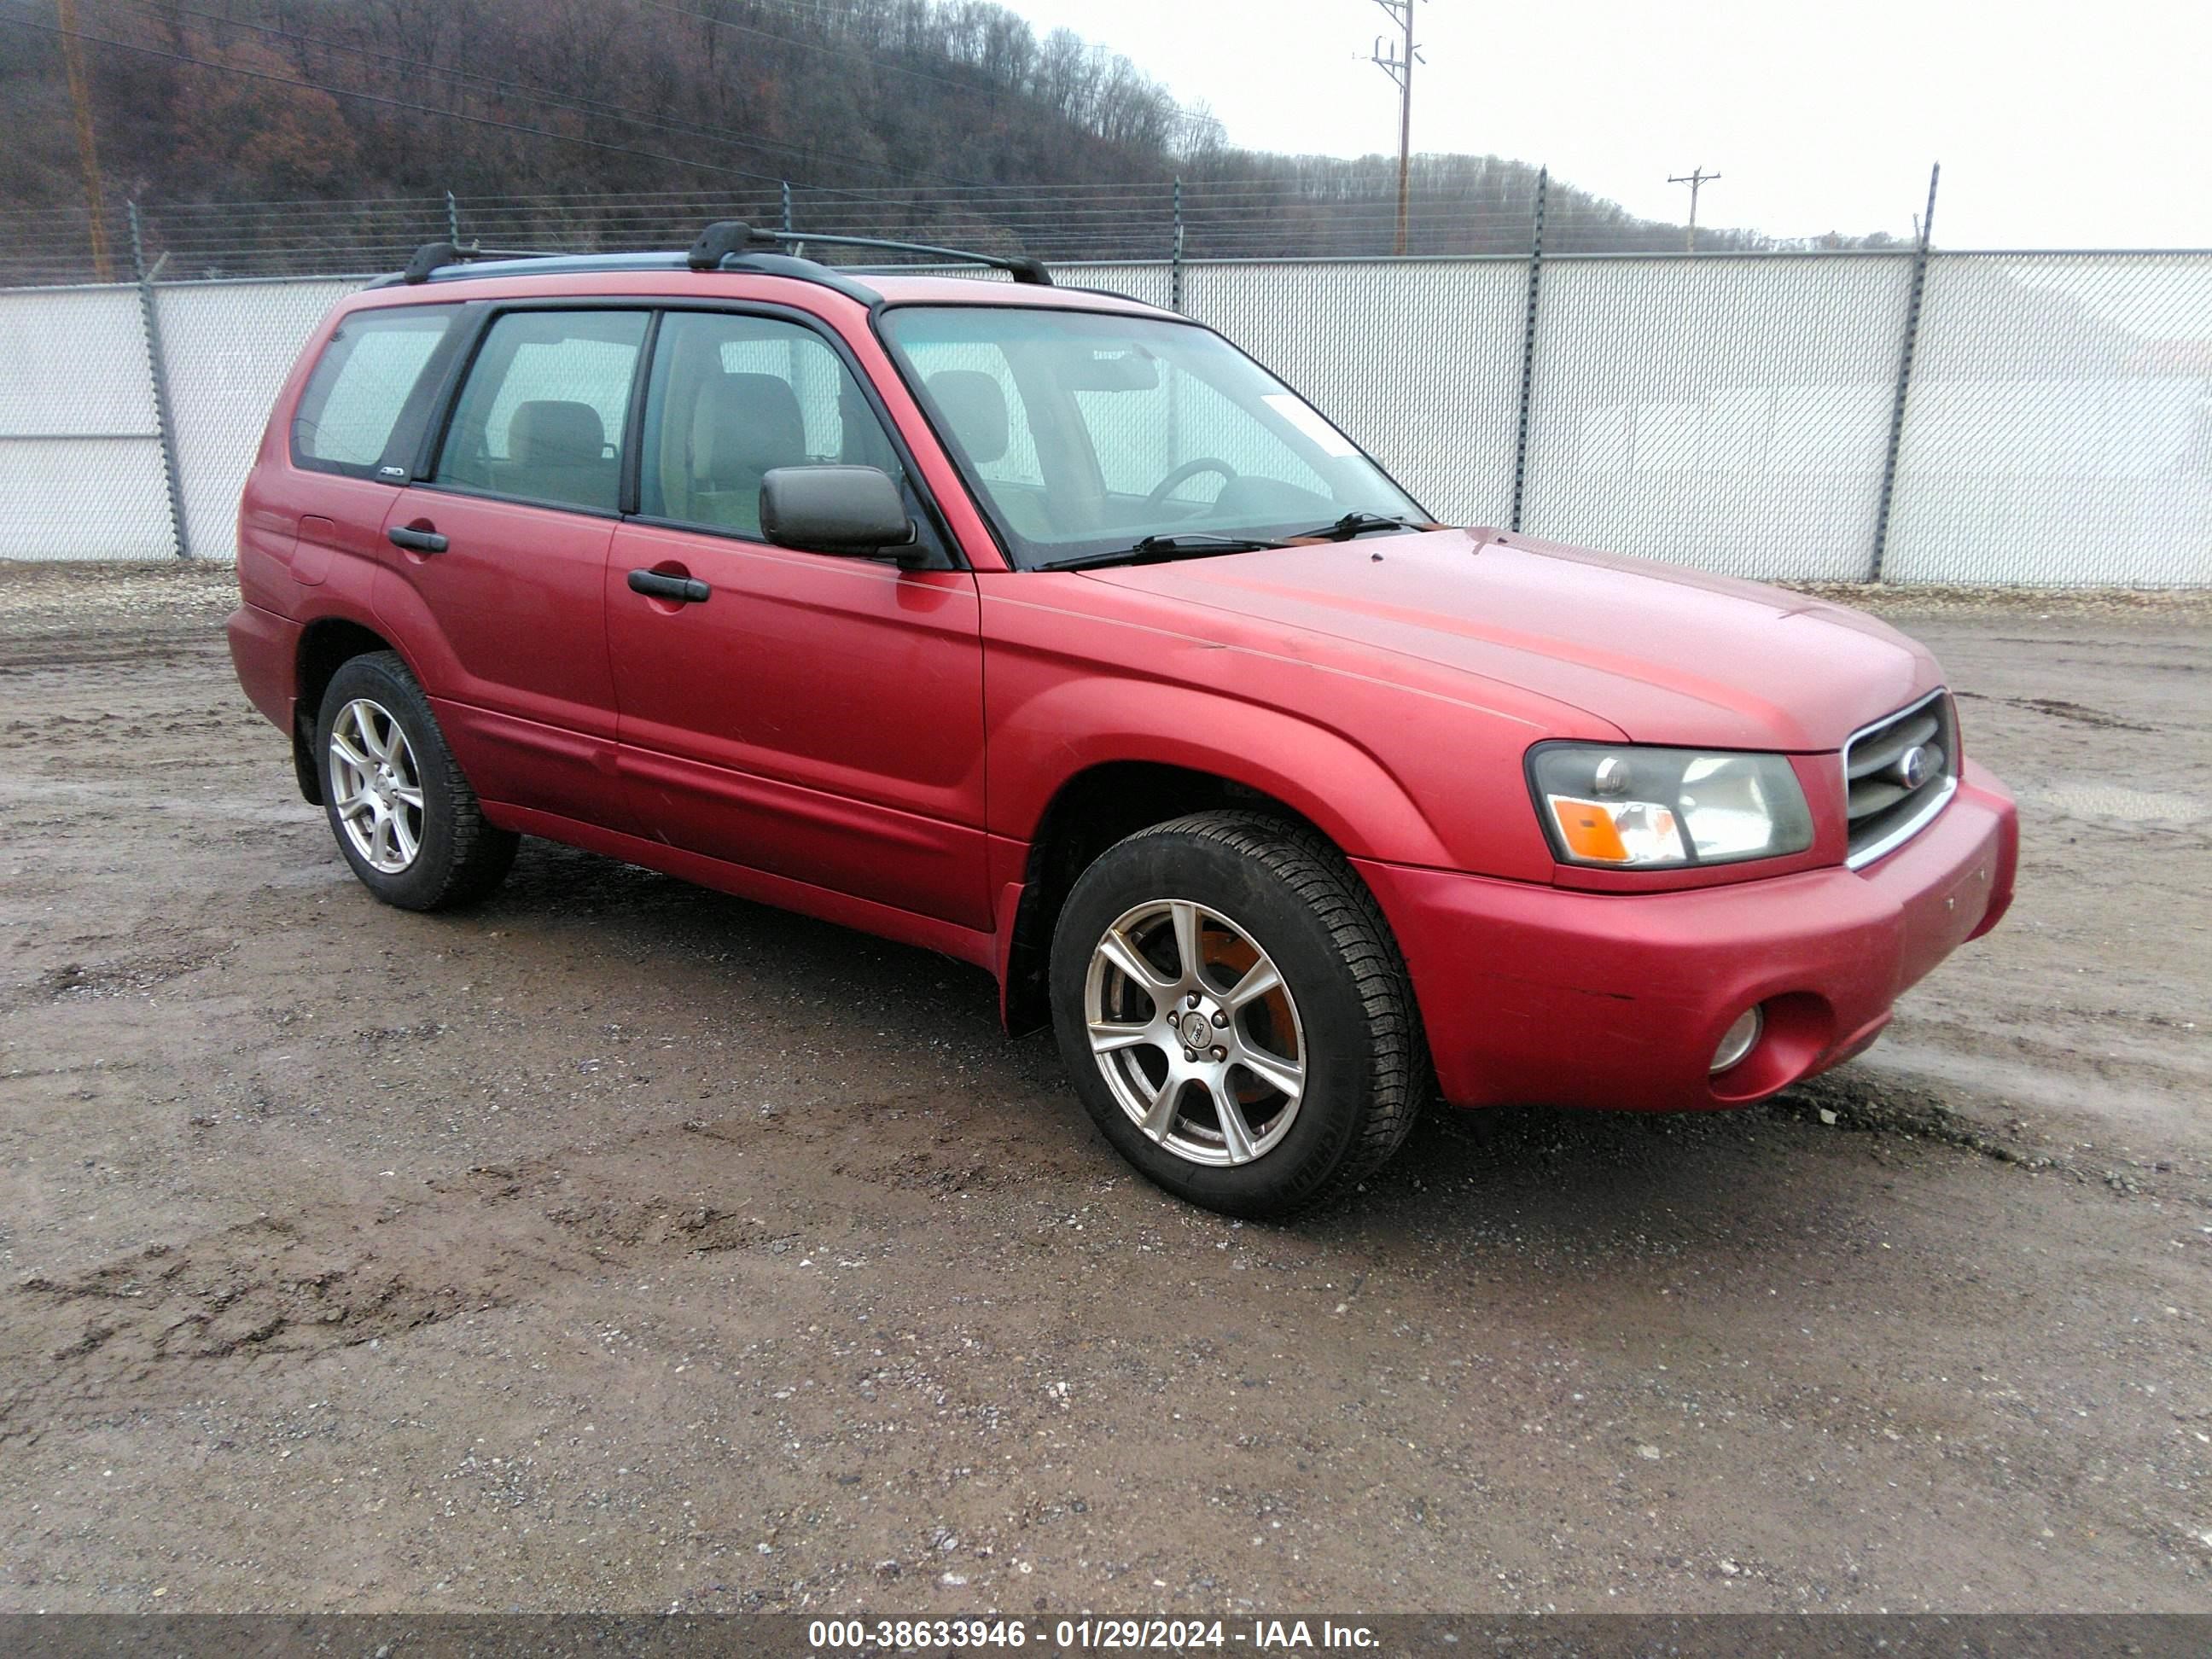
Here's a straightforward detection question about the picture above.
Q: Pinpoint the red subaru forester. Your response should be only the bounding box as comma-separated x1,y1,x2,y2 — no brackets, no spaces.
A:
227,223,2018,1217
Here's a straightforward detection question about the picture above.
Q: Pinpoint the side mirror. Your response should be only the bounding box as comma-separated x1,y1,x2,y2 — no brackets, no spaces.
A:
760,466,919,562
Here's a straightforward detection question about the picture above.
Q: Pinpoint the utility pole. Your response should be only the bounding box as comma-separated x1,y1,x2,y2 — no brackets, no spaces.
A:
1366,0,1423,256
1668,166,1720,254
54,0,114,282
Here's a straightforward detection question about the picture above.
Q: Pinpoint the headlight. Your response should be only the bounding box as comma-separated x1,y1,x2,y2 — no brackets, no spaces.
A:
1530,743,1815,868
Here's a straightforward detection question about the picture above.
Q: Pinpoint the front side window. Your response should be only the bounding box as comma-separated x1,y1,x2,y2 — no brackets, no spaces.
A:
637,311,907,538
433,310,649,513
292,303,458,473
878,306,1421,568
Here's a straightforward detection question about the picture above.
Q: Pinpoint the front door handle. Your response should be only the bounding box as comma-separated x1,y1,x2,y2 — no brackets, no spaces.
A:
387,525,448,554
627,568,711,603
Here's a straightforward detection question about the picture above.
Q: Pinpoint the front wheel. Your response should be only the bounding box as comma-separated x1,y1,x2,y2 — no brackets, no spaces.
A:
1049,812,1425,1218
315,651,517,911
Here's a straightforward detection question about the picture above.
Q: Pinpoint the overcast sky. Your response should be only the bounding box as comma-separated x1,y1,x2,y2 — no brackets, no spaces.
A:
998,0,2212,250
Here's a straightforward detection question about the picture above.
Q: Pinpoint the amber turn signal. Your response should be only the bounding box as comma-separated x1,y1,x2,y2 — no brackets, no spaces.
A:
1549,796,1632,862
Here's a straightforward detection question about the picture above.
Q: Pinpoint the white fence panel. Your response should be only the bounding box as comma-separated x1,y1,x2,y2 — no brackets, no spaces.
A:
0,439,175,562
1883,253,2212,585
0,285,156,434
1521,253,1915,581
157,278,364,560
0,284,174,560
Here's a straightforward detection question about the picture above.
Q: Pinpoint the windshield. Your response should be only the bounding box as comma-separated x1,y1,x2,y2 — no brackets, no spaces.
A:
877,306,1424,569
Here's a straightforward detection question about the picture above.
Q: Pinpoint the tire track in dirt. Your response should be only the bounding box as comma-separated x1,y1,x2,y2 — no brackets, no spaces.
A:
0,1101,1016,1441
0,634,227,675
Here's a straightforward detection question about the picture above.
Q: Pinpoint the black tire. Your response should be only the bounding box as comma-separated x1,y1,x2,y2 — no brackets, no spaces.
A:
1049,811,1425,1219
314,650,517,911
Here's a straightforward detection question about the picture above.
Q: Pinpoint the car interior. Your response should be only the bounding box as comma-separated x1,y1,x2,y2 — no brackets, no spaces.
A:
894,322,1356,558
643,327,907,538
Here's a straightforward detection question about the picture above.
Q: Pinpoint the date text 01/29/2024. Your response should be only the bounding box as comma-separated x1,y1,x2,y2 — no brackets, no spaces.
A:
805,1618,1381,1650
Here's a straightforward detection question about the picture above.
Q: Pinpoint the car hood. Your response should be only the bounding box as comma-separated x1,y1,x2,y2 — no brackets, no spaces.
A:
1082,527,1942,752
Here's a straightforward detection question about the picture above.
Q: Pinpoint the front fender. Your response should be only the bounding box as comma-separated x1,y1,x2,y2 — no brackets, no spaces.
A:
978,575,1609,882
989,672,1459,868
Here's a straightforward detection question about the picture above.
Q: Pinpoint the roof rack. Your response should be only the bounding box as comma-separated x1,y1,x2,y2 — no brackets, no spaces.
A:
684,220,1051,285
398,240,563,284
393,220,1051,289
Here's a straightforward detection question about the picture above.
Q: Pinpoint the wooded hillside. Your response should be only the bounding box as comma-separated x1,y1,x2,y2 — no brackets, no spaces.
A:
1,0,1889,280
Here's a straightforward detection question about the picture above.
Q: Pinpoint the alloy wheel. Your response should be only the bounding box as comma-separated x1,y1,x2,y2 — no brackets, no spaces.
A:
328,696,425,875
1081,898,1307,1167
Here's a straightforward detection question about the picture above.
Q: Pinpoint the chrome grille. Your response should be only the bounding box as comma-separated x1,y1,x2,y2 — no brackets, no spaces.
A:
1842,690,1959,868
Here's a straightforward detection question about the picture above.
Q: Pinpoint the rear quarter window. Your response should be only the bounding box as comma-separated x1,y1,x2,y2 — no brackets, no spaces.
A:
291,304,461,474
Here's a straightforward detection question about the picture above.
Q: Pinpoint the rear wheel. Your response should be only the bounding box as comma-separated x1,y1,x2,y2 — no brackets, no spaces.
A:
315,651,516,911
1050,812,1424,1218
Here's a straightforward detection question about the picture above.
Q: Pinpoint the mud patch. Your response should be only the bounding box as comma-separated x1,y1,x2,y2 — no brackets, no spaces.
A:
37,940,235,1001
5,1216,496,1441
0,1118,802,1439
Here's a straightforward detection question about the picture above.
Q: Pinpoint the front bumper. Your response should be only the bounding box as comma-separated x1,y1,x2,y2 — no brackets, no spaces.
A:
1353,760,2018,1111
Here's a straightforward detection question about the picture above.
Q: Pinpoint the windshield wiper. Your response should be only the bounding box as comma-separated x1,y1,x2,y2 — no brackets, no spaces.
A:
1281,511,1423,542
1032,515,1419,572
1033,533,1284,573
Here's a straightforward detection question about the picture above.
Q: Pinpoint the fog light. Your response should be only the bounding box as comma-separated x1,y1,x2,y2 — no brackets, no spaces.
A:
1710,1005,1764,1074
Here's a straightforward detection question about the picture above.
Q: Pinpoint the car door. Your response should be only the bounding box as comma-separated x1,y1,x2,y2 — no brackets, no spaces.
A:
373,306,649,830
276,300,468,599
605,306,990,930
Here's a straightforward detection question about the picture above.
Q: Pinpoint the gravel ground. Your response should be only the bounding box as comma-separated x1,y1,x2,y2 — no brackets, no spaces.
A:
0,562,2207,1615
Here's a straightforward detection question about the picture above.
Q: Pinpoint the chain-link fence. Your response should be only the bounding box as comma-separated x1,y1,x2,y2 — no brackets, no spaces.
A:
1519,253,1918,582
2,237,2208,584
1187,259,1534,533
1883,253,2212,585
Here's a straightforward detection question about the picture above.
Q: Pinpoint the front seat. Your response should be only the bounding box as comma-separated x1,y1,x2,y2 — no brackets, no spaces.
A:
926,369,1010,469
690,372,808,534
926,368,1050,537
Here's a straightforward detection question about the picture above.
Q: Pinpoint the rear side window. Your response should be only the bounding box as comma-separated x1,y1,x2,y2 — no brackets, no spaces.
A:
433,310,649,514
291,304,459,474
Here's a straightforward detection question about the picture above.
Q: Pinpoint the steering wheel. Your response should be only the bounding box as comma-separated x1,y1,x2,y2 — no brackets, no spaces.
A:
1145,457,1239,508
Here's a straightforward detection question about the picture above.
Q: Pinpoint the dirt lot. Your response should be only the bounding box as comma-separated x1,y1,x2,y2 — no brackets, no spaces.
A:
1,563,2208,1615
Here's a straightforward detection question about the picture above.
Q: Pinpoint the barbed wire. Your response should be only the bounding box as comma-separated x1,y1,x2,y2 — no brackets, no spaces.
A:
0,178,1887,288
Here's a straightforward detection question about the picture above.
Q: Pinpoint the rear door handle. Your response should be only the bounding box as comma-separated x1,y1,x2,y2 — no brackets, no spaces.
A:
387,526,448,554
627,569,711,603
